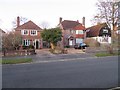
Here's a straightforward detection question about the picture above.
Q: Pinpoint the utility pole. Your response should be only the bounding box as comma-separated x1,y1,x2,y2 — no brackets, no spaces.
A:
111,2,115,45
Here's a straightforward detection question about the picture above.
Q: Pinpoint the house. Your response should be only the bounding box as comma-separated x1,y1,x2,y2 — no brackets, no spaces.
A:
15,16,43,49
58,17,86,47
86,23,111,44
0,29,5,34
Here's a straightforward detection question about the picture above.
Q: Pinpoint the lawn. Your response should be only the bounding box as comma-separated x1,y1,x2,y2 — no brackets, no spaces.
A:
95,51,120,57
0,58,32,64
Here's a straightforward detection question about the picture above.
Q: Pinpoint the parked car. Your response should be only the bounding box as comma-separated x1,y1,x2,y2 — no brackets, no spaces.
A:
74,43,88,49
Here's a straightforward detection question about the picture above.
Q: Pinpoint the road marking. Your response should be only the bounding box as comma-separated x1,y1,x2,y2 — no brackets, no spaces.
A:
2,55,118,66
30,57,98,64
2,57,98,66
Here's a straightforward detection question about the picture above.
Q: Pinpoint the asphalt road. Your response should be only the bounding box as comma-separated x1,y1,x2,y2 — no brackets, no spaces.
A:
2,56,118,88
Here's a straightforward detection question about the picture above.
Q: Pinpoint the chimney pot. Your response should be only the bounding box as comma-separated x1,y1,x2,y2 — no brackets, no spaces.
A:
77,20,79,23
82,17,85,26
59,17,62,23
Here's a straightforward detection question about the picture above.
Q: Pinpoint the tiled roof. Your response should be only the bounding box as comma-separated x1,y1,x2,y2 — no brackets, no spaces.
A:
86,23,109,37
74,24,85,30
0,28,5,33
61,20,81,30
15,20,42,30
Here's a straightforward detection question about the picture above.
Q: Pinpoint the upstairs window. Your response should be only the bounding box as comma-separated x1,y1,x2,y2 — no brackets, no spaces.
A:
103,29,108,33
21,30,29,35
76,30,83,34
70,30,75,34
30,30,37,36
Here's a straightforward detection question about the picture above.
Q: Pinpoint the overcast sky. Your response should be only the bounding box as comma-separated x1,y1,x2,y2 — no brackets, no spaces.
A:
0,0,98,32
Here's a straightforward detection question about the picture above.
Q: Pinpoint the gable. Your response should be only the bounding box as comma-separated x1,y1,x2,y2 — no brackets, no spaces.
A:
74,24,85,30
15,20,42,30
86,23,110,37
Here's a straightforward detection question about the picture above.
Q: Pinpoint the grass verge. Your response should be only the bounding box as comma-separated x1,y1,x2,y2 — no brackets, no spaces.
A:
0,58,32,64
95,51,120,57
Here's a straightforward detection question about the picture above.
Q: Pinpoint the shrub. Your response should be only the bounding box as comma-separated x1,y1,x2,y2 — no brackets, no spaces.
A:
84,38,100,47
28,45,35,49
64,46,70,48
22,46,29,49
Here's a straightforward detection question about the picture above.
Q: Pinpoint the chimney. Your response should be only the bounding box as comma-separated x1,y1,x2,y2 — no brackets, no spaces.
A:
17,16,20,27
77,20,79,23
82,17,85,26
59,17,62,24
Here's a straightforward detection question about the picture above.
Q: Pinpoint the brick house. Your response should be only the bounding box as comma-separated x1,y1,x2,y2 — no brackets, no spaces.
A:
86,23,111,44
58,17,86,47
15,16,43,49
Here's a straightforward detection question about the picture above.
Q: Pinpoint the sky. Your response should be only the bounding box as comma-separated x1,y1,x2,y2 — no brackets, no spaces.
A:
0,0,98,32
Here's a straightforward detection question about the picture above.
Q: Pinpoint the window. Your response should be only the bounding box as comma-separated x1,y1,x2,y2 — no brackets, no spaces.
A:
103,29,108,33
30,30,37,35
70,30,74,34
23,39,30,46
76,30,83,34
76,38,83,43
21,30,29,35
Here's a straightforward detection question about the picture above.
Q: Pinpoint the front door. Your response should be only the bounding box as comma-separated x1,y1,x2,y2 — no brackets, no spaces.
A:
69,40,73,46
36,41,39,49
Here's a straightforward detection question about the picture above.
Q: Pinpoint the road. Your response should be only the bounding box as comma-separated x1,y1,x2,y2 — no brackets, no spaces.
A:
2,56,118,88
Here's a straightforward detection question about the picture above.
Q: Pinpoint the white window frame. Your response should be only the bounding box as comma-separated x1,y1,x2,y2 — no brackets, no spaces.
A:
76,30,83,34
23,39,30,46
21,30,29,35
30,30,37,36
103,29,108,33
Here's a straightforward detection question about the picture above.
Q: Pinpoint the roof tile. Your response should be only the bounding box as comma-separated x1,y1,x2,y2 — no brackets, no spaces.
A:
15,20,42,30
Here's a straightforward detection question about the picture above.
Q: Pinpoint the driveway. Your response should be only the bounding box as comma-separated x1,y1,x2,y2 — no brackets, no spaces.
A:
2,48,95,63
32,48,95,63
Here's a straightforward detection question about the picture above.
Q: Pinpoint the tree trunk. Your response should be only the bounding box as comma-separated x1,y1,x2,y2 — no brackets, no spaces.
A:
50,42,55,50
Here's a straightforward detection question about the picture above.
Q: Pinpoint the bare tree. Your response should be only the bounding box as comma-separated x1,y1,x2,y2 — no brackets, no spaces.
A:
2,31,22,51
12,16,28,28
92,0,118,30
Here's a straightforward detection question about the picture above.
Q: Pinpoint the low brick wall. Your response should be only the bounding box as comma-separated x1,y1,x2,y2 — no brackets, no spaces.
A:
2,49,36,57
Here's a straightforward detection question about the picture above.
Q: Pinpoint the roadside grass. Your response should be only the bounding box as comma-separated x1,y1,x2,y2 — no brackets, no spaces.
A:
0,58,32,64
95,51,120,57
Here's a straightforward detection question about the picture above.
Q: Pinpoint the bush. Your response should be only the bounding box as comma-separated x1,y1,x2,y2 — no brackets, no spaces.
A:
64,46,70,48
28,45,35,49
22,46,29,49
105,45,114,54
22,45,35,50
84,38,100,47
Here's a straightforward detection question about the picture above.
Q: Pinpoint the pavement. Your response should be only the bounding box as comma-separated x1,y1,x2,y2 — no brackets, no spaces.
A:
2,48,95,63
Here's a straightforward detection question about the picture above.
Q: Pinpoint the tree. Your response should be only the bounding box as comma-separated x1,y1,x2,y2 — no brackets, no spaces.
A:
2,31,22,51
92,0,118,30
12,16,28,28
41,27,62,50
